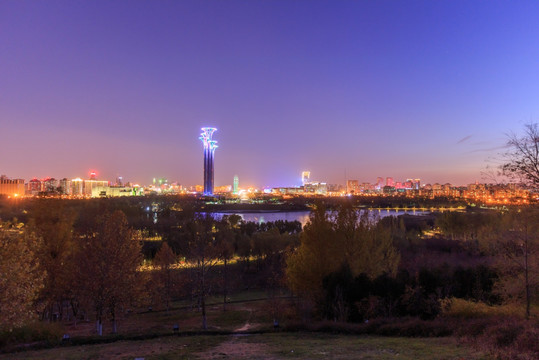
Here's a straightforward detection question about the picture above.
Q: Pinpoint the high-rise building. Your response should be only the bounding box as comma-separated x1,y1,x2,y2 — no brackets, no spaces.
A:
304,182,328,195
42,177,58,192
233,175,239,194
27,178,42,195
59,178,72,195
0,176,25,197
70,177,109,196
302,171,310,185
71,178,84,195
347,180,359,194
386,177,394,187
376,177,384,190
200,127,218,195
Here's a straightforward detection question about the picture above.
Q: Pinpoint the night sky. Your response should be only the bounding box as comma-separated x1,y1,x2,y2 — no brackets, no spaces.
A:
1,1,538,188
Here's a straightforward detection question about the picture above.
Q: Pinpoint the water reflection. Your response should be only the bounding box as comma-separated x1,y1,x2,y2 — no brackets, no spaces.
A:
210,209,429,227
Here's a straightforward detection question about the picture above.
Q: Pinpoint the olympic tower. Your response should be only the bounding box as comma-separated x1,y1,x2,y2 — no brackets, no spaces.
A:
199,127,218,195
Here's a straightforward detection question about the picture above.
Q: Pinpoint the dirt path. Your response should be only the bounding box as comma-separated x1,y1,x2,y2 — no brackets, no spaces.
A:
196,310,276,359
195,335,277,360
234,307,255,332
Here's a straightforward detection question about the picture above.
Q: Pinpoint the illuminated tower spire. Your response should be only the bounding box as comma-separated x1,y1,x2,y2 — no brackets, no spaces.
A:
199,127,218,195
233,175,239,194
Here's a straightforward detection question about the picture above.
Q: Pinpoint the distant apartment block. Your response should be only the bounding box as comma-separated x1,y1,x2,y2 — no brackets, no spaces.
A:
0,176,25,197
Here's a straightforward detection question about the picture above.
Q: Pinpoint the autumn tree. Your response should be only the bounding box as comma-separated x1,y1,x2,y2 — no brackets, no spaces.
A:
28,199,77,321
286,204,335,302
286,203,399,305
75,211,143,335
152,242,177,313
335,205,399,278
0,226,44,330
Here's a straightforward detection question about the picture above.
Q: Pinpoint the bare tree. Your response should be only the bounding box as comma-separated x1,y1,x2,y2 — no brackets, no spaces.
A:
501,123,539,188
188,215,222,330
493,208,539,319
215,218,235,312
494,123,539,319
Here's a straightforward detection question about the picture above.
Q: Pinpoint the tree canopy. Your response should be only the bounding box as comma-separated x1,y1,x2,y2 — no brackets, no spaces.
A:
286,204,400,303
0,227,44,330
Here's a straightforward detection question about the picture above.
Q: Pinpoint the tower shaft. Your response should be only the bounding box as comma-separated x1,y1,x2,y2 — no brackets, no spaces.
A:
200,128,218,195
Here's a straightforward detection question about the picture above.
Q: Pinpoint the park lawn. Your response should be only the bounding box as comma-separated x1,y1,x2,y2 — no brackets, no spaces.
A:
0,333,488,360
240,333,489,360
0,335,227,360
56,291,273,339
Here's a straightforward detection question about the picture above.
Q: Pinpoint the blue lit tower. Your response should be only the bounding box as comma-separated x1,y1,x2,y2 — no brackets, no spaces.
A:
199,127,218,195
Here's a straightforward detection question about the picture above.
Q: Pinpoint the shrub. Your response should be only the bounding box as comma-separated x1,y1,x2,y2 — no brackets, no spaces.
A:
514,324,539,355
441,298,521,318
486,320,523,348
457,317,539,360
376,317,452,337
0,322,63,350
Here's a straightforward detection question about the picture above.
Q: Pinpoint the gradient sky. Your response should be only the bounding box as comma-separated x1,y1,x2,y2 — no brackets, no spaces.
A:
1,1,539,188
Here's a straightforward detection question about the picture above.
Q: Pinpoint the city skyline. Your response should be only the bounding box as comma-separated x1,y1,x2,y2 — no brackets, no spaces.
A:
2,1,539,187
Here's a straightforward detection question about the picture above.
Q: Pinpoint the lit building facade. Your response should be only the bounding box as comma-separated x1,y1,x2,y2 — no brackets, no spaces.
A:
347,179,359,194
84,179,110,195
0,176,25,197
304,182,328,195
302,171,311,185
42,178,58,192
70,177,109,196
233,175,239,194
59,178,71,195
200,127,218,195
376,177,384,190
91,186,142,197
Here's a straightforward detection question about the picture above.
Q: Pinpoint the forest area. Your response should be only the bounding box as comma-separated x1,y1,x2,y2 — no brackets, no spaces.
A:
0,195,538,359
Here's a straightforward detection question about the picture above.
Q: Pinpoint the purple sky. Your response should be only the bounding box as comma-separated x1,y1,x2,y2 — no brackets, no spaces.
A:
1,1,539,188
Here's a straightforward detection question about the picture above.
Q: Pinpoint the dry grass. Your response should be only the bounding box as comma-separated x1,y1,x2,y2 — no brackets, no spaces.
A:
0,333,487,360
4,292,537,359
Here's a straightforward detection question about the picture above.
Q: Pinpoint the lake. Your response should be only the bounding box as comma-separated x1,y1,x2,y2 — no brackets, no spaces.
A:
210,209,430,227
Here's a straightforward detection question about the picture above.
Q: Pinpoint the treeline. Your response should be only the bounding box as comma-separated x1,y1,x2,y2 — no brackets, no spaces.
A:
299,196,468,209
1,197,537,349
0,198,302,336
321,264,498,322
284,203,538,322
1,206,147,336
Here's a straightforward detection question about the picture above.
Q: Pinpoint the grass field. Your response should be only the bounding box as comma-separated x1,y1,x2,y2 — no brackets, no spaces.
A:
0,290,494,359
0,333,487,360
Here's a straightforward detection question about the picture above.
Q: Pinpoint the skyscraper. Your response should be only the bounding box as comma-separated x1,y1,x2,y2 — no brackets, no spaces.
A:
302,171,310,185
233,175,239,194
376,177,384,190
199,127,218,195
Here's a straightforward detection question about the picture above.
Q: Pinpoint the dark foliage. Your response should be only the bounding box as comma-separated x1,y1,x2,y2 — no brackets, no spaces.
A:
321,264,499,322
